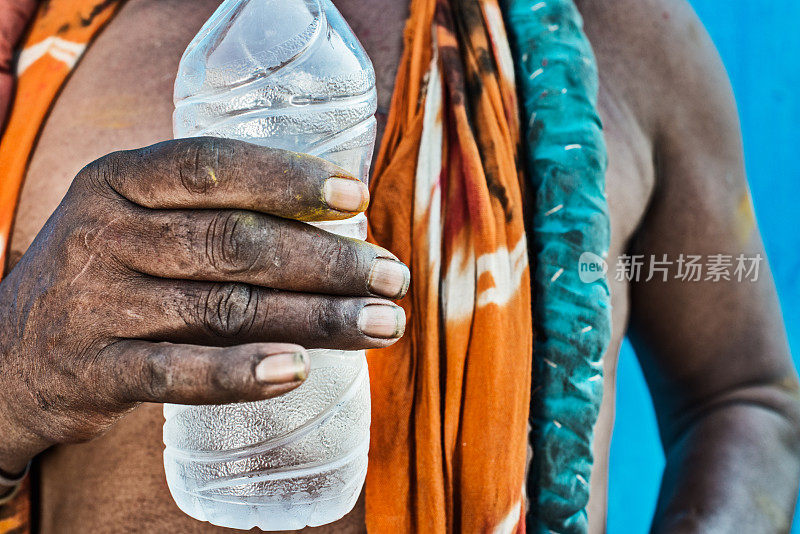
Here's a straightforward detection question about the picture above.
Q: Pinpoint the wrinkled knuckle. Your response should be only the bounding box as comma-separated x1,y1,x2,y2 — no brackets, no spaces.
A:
325,240,362,280
76,151,129,199
176,137,235,194
199,283,258,338
205,211,263,274
307,298,343,339
208,357,249,397
137,348,169,402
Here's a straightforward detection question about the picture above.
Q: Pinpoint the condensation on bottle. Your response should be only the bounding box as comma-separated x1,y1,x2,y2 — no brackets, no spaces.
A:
164,0,376,530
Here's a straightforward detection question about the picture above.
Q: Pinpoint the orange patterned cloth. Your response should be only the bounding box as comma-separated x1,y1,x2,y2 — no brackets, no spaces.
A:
0,0,532,532
365,0,532,531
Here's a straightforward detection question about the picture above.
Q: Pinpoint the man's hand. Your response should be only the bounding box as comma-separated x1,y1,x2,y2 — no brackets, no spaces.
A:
0,137,409,476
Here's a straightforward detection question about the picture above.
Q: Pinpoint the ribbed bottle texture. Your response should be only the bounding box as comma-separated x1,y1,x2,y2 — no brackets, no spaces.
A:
165,0,376,529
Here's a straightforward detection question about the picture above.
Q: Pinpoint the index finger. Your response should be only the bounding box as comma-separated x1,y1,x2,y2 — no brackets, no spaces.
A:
83,136,369,221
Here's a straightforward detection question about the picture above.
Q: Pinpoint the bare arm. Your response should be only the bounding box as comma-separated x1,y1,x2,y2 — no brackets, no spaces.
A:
623,3,800,532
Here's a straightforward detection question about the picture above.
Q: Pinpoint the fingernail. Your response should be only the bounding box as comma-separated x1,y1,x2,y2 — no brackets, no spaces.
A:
323,177,369,212
358,304,406,339
255,351,309,384
368,258,410,299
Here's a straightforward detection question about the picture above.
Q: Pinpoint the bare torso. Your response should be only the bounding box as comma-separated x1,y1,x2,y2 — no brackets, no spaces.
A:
8,0,653,531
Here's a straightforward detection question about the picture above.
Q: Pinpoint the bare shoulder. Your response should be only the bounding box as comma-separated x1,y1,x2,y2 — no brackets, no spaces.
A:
577,0,733,144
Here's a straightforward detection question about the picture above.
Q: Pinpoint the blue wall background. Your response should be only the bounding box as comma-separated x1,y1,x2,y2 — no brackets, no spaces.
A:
608,1,800,532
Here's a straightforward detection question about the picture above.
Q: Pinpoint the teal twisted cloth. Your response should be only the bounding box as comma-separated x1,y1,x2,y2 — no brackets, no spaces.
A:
501,1,612,531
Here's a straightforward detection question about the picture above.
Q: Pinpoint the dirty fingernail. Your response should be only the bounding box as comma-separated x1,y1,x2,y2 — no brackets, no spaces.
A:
323,177,369,212
358,304,406,339
368,258,410,299
255,351,309,384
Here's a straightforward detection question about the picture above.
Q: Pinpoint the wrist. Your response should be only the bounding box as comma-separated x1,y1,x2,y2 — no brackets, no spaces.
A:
0,379,50,473
0,404,34,505
0,372,48,475
0,462,29,506
0,449,32,478
0,284,46,474
0,460,30,488
0,403,39,475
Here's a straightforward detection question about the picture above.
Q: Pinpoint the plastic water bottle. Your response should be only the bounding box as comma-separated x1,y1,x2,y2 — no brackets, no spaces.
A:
164,0,376,530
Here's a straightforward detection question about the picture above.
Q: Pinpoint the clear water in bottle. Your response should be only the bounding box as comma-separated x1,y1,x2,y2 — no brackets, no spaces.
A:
165,0,376,529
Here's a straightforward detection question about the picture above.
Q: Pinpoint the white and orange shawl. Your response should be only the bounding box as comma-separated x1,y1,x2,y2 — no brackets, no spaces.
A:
366,0,532,531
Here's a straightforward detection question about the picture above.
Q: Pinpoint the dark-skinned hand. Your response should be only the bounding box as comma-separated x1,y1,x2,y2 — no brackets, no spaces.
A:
0,137,409,476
